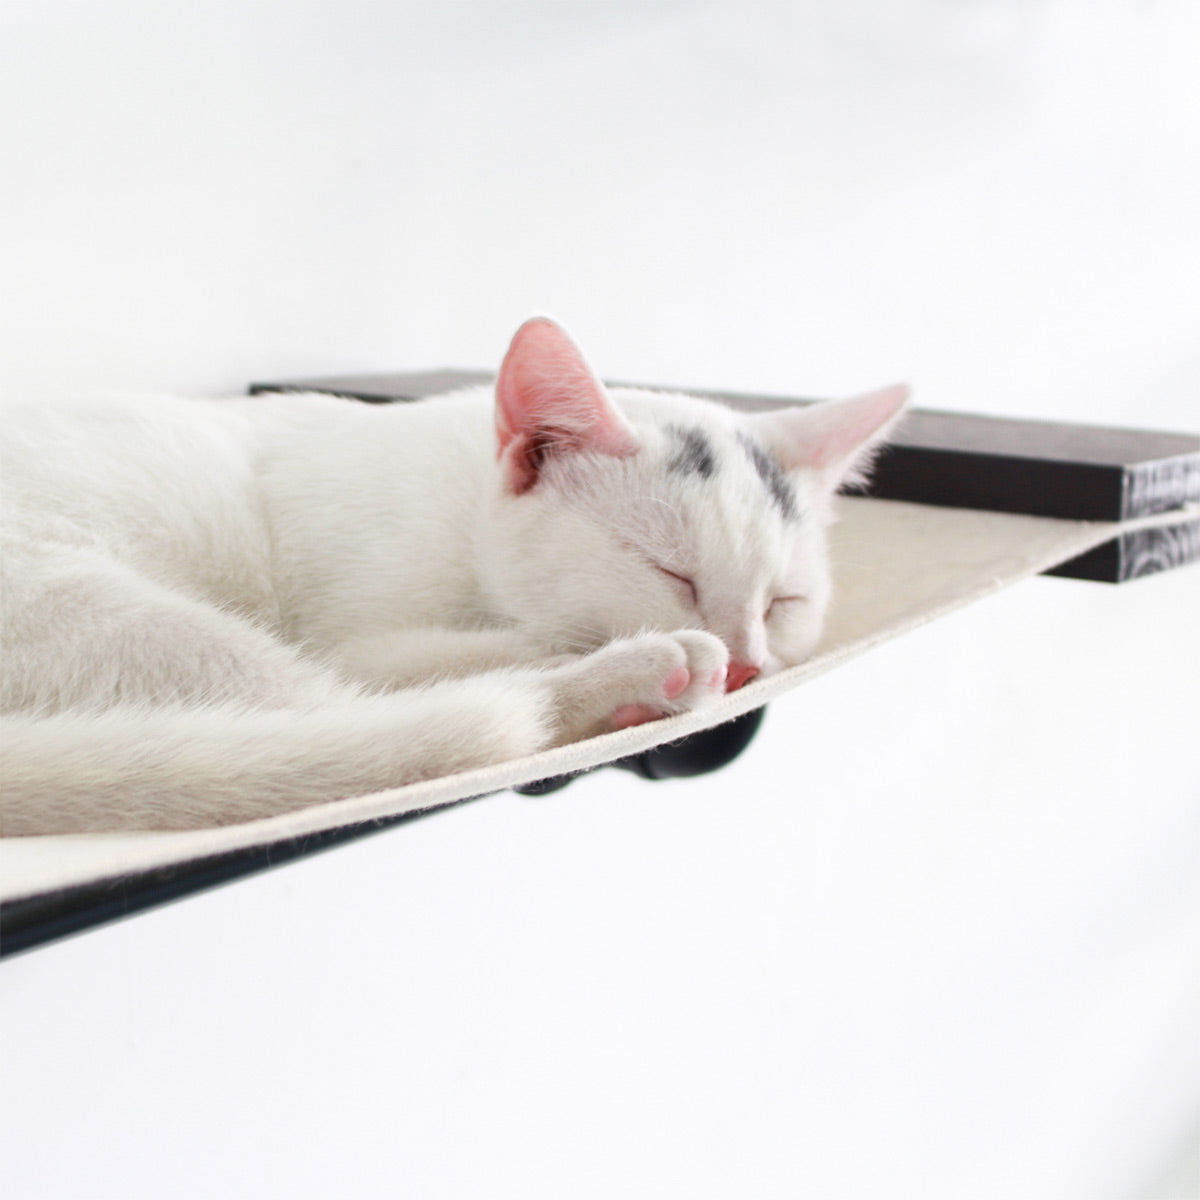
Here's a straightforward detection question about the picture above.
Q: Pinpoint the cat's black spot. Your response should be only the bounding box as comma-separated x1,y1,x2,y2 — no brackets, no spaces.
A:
737,431,798,520
667,424,717,480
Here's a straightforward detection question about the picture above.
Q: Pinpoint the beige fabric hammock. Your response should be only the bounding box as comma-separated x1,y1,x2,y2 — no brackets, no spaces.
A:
1,497,1184,904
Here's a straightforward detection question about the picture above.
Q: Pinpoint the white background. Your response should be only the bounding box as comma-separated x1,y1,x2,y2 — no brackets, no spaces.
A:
2,3,1198,1198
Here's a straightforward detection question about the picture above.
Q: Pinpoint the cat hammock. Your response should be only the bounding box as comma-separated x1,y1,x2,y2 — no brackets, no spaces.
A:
3,377,1197,955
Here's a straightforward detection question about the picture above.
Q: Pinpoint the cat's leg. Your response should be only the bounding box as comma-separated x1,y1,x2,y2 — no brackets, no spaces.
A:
2,629,730,834
335,625,731,736
1,674,556,834
2,547,357,713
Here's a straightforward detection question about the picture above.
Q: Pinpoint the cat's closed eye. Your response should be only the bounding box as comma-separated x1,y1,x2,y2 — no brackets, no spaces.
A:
765,595,807,620
656,565,698,606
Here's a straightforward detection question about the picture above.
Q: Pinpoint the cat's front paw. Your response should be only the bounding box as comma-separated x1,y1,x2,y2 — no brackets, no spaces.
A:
546,630,729,744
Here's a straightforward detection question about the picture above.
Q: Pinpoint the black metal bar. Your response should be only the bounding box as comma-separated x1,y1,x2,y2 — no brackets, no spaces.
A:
0,803,469,959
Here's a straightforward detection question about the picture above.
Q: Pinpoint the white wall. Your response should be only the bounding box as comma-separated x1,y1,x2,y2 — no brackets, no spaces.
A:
3,3,1198,1199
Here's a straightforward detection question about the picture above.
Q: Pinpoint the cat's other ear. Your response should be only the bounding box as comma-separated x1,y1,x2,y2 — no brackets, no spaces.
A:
495,317,638,495
751,384,909,494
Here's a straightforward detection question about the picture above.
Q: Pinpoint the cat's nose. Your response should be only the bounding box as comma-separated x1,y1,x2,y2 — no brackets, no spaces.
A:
725,661,760,692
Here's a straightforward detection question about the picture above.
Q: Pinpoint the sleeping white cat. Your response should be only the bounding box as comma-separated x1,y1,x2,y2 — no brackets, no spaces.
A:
0,317,906,834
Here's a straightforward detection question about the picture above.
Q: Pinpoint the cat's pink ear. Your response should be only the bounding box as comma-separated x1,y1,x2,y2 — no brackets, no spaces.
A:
751,384,909,493
495,317,638,494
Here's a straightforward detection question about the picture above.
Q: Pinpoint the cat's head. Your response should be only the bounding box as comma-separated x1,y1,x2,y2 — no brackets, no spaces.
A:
479,317,908,690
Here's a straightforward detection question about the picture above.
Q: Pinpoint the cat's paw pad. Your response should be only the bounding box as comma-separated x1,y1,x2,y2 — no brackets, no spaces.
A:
662,629,731,708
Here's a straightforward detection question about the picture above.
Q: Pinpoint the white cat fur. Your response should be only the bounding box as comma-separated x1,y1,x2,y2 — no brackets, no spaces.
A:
0,318,906,834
